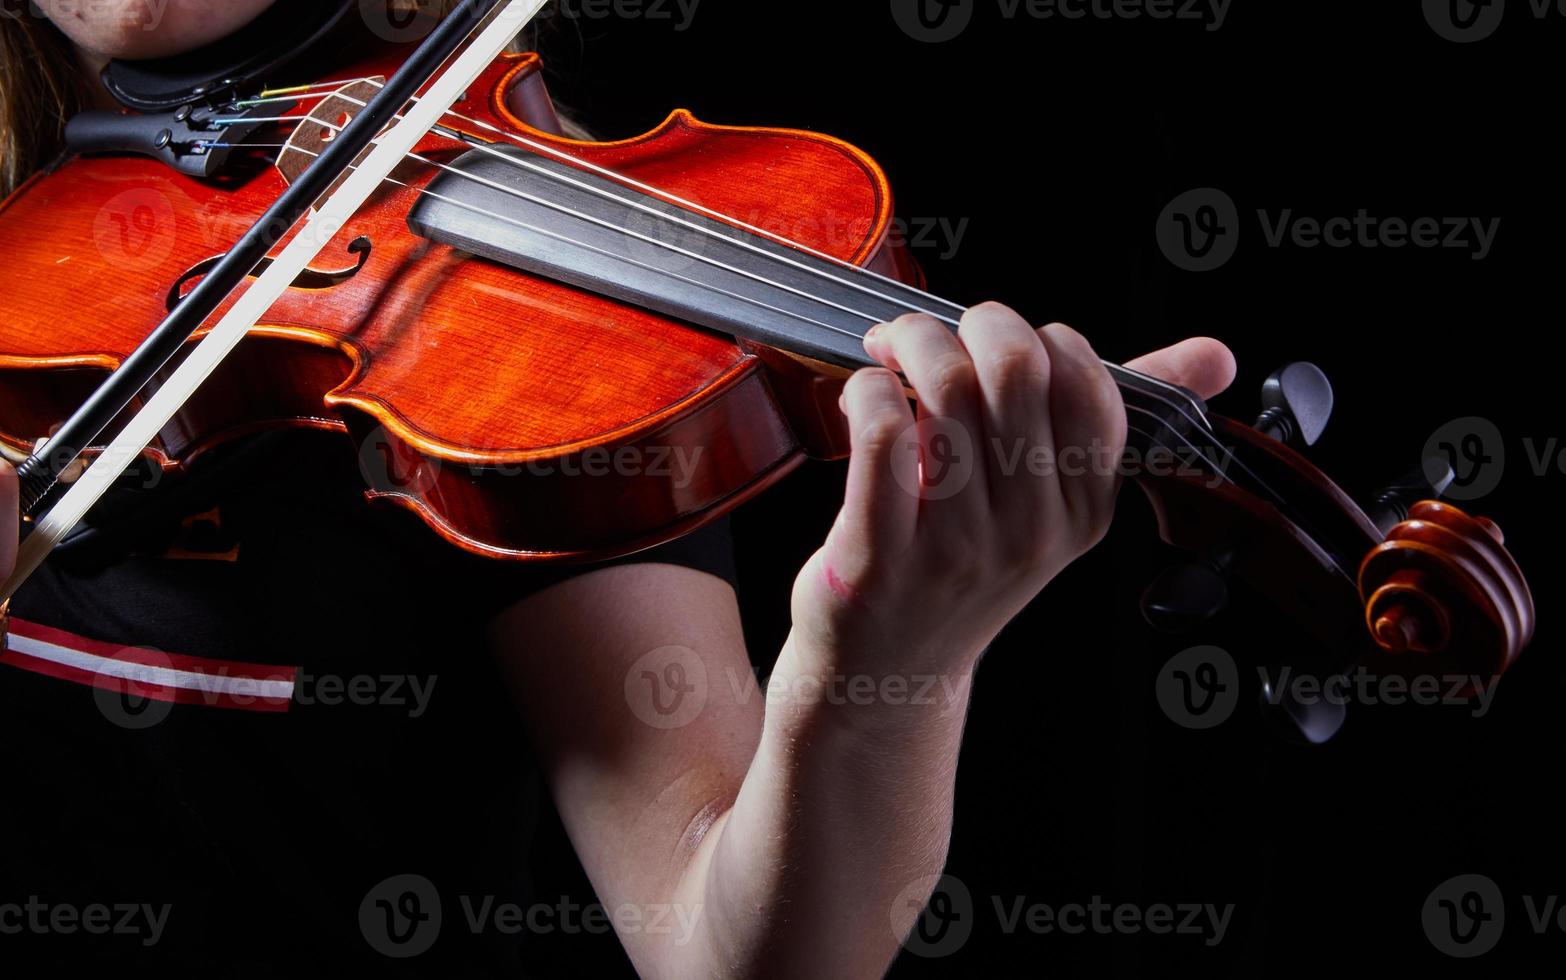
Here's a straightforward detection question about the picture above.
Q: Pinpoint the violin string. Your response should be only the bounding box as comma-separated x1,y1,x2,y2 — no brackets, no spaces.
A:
104,72,1339,572
227,93,329,109
210,87,1322,544
228,99,972,331
222,78,1212,429
228,79,949,334
265,78,971,317
378,129,1310,561
233,77,382,103
272,140,1256,508
219,117,917,353
207,116,303,126
342,133,909,335
272,109,948,346
234,144,1241,494
287,112,1142,363
285,143,1234,485
316,107,1249,488
207,127,1334,565
232,80,977,330
264,124,1277,520
266,81,1216,433
223,114,926,378
278,142,885,349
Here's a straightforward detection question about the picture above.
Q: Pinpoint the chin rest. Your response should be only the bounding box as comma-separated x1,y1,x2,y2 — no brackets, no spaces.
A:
100,0,358,110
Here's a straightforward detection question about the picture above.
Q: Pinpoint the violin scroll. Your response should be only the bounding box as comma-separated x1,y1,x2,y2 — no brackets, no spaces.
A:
1359,501,1535,687
1132,360,1536,721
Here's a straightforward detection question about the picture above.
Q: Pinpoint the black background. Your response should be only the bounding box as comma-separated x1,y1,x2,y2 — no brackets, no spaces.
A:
518,1,1565,977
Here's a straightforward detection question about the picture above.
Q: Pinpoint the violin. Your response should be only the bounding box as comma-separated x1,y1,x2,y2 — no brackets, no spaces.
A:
0,0,1533,726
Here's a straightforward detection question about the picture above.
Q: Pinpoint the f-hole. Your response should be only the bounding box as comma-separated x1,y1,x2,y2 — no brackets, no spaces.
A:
166,235,373,312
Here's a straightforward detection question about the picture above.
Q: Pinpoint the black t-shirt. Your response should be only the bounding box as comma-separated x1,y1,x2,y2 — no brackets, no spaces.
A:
0,428,735,975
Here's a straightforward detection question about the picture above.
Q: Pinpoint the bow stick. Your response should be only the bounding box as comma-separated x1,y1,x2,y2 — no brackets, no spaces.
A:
0,0,551,601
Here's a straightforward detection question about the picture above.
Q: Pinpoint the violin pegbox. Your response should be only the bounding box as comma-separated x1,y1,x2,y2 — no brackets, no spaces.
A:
1139,362,1336,634
1131,358,1535,734
1232,362,1532,689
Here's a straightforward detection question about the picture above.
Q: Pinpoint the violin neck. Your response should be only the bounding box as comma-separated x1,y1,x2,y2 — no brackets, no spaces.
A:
405,143,1212,442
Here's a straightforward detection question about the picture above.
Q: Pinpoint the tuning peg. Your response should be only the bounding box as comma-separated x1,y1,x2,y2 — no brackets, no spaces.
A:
1258,674,1348,745
1254,362,1334,447
1140,557,1229,632
1365,457,1456,536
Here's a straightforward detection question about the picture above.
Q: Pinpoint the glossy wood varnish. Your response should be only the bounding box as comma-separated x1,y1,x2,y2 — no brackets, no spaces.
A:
0,52,918,560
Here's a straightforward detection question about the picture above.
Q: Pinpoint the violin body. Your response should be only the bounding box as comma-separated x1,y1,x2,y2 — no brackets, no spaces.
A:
0,51,911,560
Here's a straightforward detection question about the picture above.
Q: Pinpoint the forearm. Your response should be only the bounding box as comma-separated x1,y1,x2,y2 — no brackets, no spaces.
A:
500,309,1233,979
664,632,979,980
